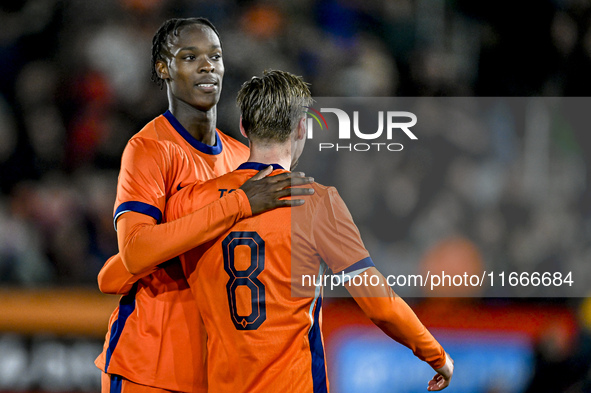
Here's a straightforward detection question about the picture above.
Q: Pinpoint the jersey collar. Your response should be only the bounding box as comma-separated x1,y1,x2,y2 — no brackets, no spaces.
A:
237,162,285,171
163,110,222,155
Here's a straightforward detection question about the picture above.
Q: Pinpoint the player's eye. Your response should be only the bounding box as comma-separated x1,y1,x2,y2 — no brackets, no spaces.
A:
211,53,222,61
183,54,196,61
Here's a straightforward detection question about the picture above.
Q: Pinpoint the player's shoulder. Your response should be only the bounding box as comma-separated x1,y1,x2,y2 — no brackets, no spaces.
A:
192,169,244,193
300,182,341,209
292,177,335,195
317,182,345,201
219,168,252,189
128,114,174,143
311,182,333,196
124,115,185,156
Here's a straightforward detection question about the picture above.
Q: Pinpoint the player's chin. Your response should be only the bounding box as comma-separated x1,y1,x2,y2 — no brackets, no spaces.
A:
191,95,220,111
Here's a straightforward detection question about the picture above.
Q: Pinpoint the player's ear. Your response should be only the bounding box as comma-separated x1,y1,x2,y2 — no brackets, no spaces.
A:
155,60,170,81
239,116,248,139
296,117,306,140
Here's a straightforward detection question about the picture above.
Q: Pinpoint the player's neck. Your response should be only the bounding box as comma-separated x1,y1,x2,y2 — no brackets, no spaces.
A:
247,142,291,171
168,101,217,146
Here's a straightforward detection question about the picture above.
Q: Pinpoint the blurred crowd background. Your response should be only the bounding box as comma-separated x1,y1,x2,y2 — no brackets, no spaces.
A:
1,0,591,286
1,0,591,391
300,96,591,298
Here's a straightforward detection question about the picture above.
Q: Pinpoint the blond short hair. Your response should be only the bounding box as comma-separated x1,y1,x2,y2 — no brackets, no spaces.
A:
237,70,313,143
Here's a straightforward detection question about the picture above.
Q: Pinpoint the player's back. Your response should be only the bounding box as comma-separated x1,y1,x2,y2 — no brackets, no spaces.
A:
169,162,372,393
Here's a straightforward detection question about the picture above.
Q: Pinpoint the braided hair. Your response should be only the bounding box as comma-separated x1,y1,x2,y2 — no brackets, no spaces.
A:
150,17,221,89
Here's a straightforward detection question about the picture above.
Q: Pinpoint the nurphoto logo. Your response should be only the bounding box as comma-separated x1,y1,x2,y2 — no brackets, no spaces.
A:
305,104,418,152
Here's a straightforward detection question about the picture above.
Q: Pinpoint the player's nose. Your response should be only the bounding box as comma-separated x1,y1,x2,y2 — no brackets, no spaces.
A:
198,57,215,73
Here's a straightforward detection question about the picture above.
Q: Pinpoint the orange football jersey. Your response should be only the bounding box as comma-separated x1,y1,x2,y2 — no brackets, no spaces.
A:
95,111,250,392
165,162,374,393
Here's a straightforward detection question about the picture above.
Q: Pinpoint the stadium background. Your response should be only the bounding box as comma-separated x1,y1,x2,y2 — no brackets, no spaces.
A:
0,0,590,392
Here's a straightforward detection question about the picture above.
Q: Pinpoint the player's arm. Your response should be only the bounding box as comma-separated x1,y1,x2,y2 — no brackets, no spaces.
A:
117,191,247,275
104,187,249,285
106,195,243,287
97,254,156,295
311,187,452,390
99,167,314,288
113,138,313,276
118,168,314,275
345,268,453,391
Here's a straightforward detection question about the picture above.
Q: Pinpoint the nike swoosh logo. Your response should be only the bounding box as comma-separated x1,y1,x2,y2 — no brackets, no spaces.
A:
177,183,184,191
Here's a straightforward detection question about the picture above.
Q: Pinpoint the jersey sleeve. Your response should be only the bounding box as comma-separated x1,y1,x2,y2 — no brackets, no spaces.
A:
164,180,211,220
113,137,168,227
311,187,373,275
113,138,253,275
118,189,251,275
97,254,156,295
164,180,250,244
348,267,446,369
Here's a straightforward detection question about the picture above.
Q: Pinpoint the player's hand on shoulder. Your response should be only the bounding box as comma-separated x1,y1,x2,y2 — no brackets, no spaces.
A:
239,166,314,215
427,352,453,391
